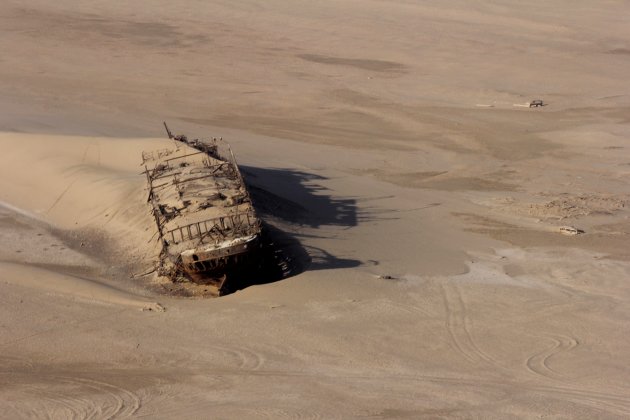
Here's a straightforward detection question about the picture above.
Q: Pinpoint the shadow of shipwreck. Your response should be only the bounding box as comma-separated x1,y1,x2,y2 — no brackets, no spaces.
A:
243,166,364,228
224,166,369,293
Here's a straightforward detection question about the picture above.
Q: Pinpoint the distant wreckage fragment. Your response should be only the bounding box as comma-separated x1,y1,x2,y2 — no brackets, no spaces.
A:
142,123,262,296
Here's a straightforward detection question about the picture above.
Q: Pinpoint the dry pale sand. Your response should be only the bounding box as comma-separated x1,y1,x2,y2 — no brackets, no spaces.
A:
1,0,630,418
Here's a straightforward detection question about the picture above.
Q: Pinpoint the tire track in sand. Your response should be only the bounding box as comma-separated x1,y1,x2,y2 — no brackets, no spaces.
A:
440,283,504,369
204,344,265,371
11,375,142,419
525,334,579,380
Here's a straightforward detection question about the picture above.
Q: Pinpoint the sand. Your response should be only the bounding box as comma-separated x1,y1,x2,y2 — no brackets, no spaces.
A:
1,0,630,418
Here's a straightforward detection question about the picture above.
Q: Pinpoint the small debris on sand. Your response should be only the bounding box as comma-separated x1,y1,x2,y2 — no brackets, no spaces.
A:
142,303,166,312
559,226,584,235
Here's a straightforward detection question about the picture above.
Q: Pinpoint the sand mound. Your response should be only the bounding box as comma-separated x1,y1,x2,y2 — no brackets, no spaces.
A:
0,132,167,269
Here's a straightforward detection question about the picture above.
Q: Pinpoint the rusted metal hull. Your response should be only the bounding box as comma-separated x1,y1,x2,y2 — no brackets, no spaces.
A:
143,124,262,295
183,236,262,294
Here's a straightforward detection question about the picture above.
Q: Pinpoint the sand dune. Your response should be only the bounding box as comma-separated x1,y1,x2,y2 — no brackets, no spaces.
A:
1,0,630,418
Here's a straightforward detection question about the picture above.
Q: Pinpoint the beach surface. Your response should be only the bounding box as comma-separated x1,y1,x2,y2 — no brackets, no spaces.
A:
1,1,630,418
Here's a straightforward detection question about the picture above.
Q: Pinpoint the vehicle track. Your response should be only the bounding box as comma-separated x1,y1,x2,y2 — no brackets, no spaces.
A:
6,374,142,420
525,334,579,380
204,344,265,371
440,283,504,369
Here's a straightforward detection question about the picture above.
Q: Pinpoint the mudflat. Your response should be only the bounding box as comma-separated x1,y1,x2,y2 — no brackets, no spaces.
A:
1,1,629,418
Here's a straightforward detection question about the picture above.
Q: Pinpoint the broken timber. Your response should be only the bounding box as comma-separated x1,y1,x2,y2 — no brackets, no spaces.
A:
143,123,262,295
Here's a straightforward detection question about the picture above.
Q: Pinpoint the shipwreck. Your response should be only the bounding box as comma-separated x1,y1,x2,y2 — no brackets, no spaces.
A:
142,123,262,295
